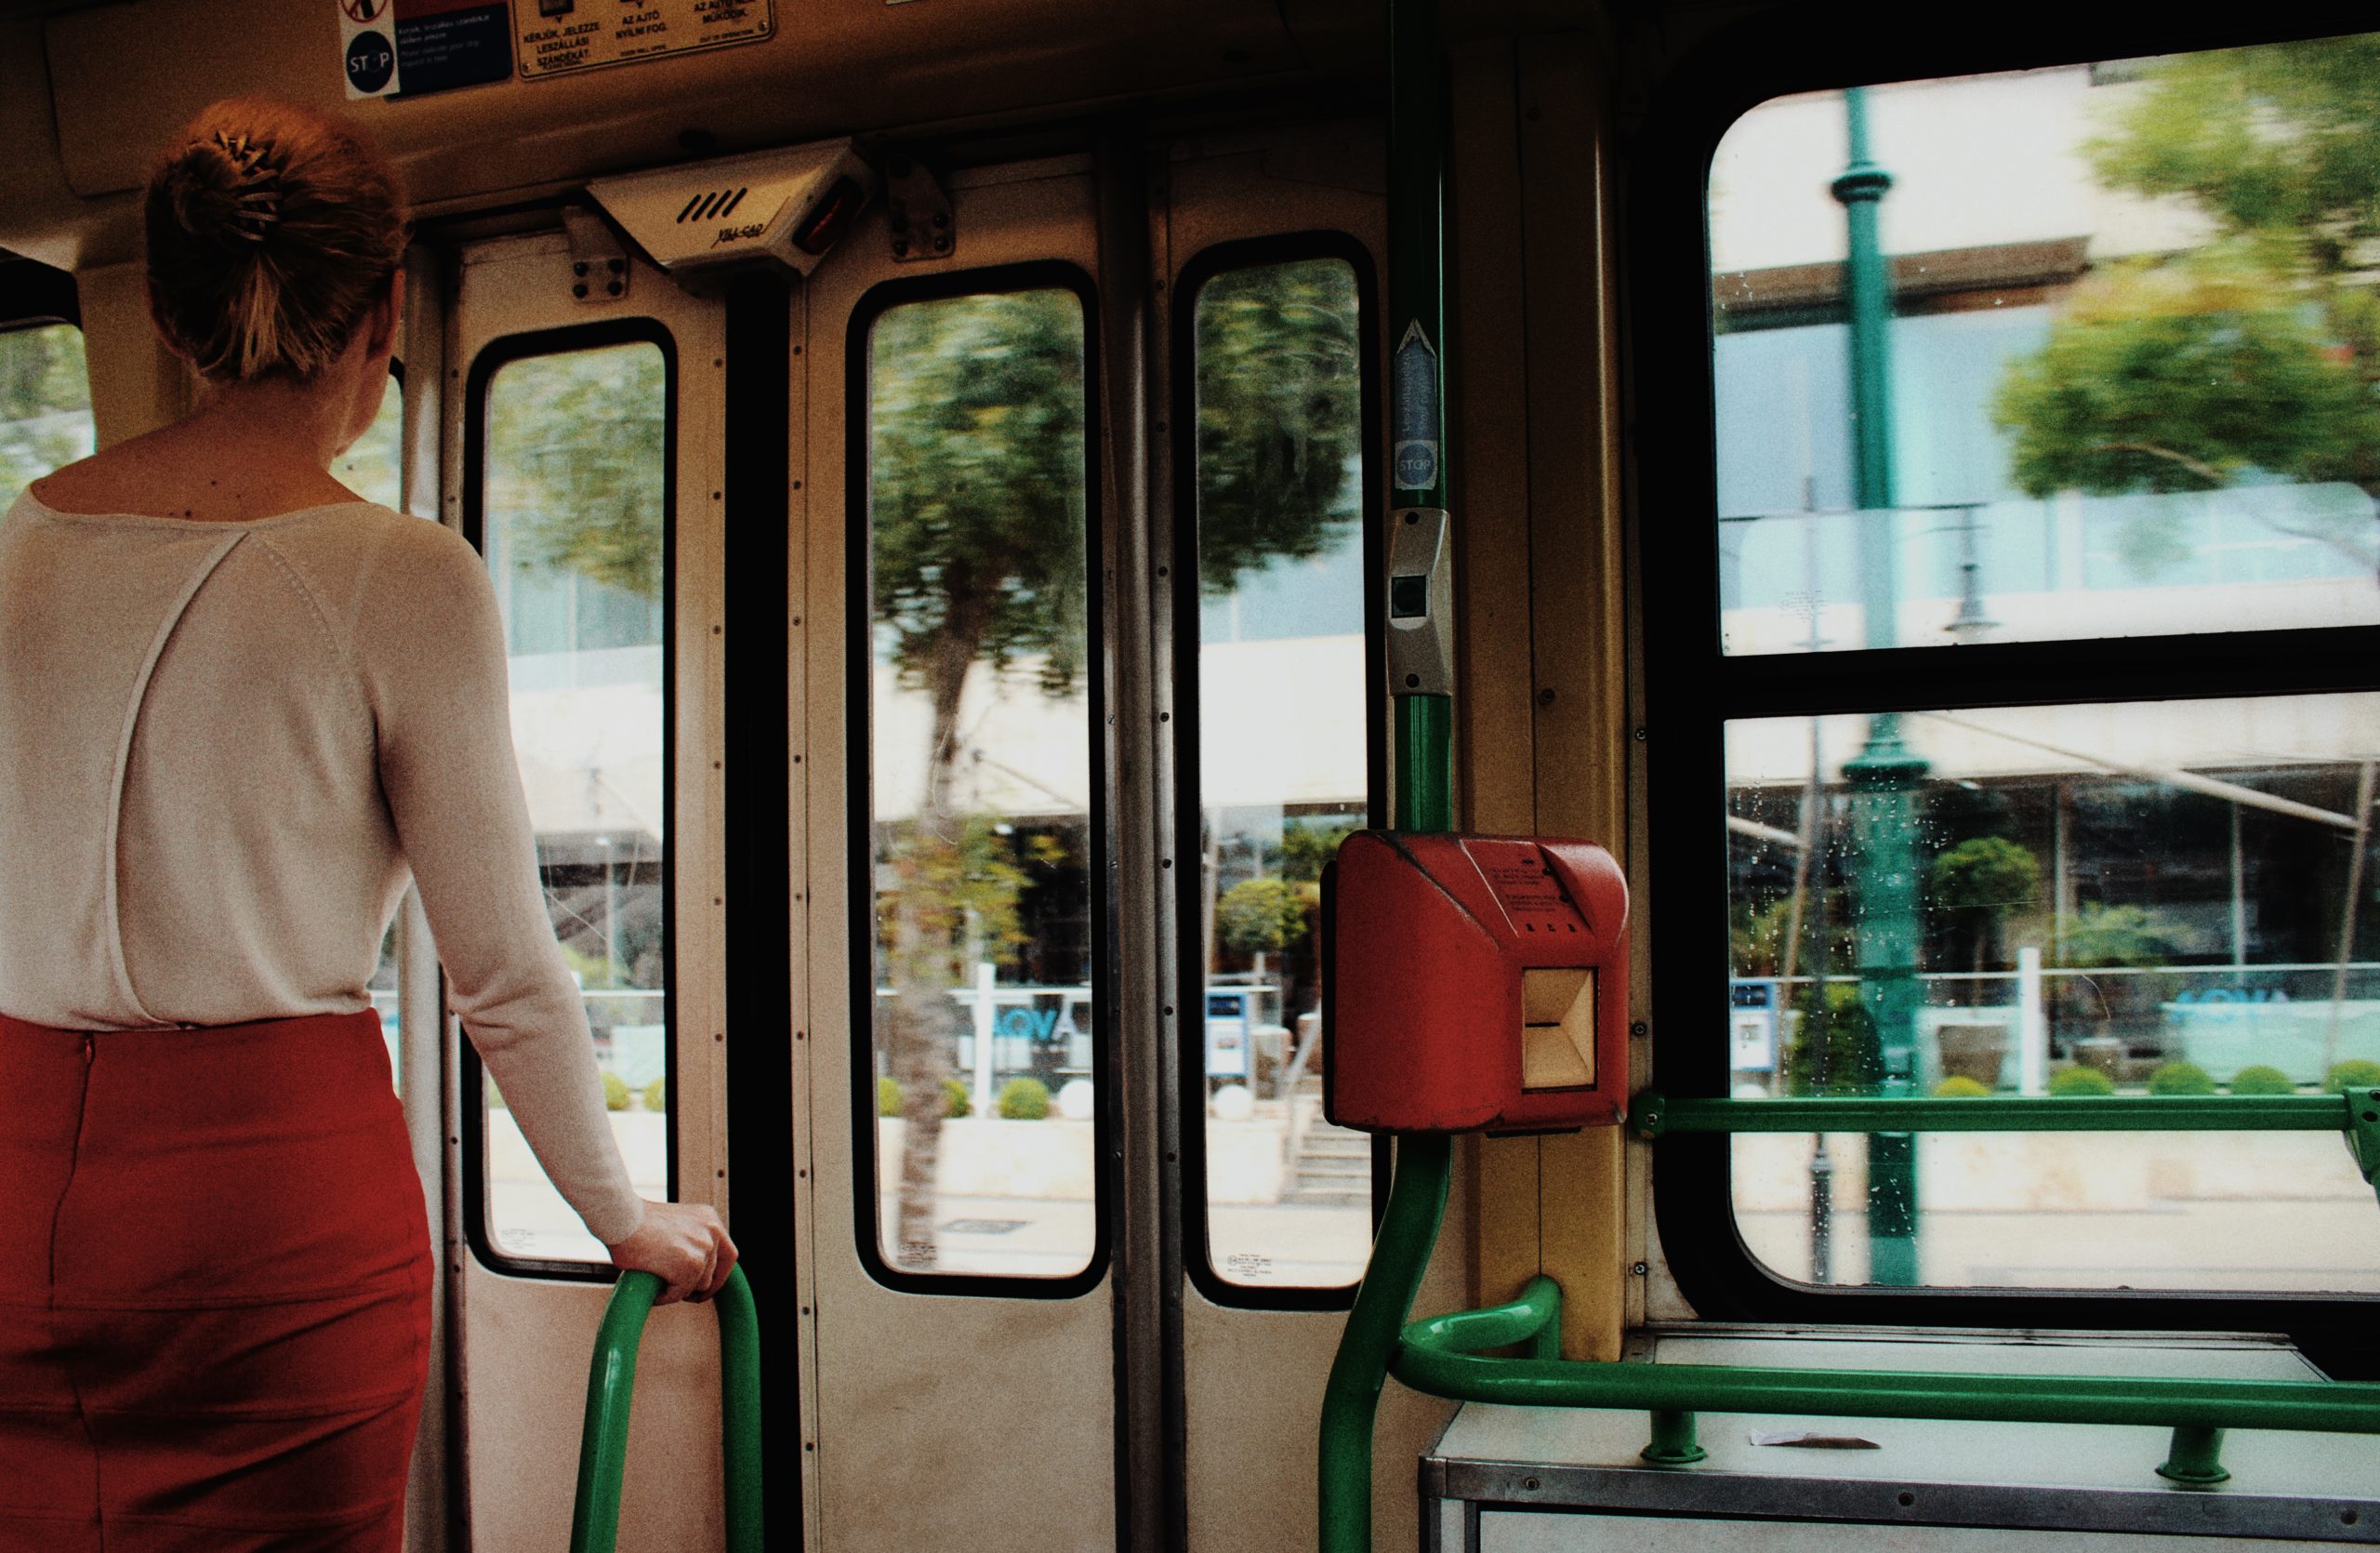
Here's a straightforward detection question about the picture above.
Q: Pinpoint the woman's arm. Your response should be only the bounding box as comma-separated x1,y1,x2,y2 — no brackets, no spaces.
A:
360,519,650,1245
355,516,737,1300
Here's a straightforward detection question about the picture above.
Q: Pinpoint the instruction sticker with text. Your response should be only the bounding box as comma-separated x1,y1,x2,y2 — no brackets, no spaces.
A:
518,0,774,80
340,0,512,100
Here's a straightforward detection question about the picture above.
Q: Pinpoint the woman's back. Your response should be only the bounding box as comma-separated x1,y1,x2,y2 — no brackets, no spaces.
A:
0,495,435,1029
0,99,731,1546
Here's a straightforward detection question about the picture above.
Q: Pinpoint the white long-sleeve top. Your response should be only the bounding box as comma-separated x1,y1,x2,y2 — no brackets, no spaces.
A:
0,490,645,1245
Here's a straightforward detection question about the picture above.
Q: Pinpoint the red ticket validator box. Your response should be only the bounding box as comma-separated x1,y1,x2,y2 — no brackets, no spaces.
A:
1324,831,1629,1135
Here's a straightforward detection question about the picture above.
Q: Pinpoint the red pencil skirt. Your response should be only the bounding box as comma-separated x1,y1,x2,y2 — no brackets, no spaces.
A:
0,1010,431,1552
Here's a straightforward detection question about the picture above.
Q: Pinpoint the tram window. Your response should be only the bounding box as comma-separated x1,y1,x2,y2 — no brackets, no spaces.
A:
1179,250,1375,1294
472,336,673,1268
1710,46,2380,658
855,278,1098,1285
0,322,94,514
335,365,403,509
1700,35,2380,1303
1728,696,2380,1293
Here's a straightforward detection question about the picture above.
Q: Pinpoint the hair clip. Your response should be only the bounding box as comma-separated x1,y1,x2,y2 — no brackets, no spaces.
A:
205,127,284,242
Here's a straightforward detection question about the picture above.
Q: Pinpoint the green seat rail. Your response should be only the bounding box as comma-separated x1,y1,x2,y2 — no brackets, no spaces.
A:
1319,1093,2380,1553
569,1265,763,1553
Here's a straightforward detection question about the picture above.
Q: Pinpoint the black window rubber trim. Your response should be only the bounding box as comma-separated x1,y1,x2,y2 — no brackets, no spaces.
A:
842,259,1115,1300
458,316,681,1283
0,259,80,330
1168,231,1388,1313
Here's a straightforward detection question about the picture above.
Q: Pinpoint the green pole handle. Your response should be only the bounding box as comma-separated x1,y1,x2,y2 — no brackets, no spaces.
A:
1321,0,1455,1533
1317,1133,1453,1553
2158,1425,2231,1485
570,1265,764,1553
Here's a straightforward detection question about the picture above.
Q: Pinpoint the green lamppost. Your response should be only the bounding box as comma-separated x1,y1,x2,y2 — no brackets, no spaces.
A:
1833,85,1926,1286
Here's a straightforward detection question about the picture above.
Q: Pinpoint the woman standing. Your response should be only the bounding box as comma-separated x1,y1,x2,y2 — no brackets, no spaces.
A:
0,99,734,1551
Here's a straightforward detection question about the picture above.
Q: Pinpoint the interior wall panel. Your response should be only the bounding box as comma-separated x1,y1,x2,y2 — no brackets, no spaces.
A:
73,261,192,447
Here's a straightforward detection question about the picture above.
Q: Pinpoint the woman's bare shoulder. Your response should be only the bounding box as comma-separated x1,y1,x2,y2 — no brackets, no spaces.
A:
33,426,359,524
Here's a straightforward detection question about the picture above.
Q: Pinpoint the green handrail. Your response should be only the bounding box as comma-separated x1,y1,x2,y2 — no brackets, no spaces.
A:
569,1266,763,1553
1395,1274,2380,1437
1637,1091,2356,1136
1314,1089,2380,1548
1318,1134,1453,1553
1637,1089,2380,1207
1319,0,1454,1537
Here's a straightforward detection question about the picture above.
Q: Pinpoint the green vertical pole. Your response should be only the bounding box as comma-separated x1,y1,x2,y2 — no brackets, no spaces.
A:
2157,1425,2232,1486
1320,0,1453,1546
1384,0,1450,841
1640,1410,1710,1466
571,1271,658,1553
1397,694,1454,836
1832,86,1925,1286
570,1268,765,1553
716,1267,766,1547
1386,0,1445,526
1317,1135,1454,1553
1833,85,1897,625
1844,724,1925,1285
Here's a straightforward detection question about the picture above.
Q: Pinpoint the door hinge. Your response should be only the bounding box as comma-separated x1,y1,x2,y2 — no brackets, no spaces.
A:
562,204,628,303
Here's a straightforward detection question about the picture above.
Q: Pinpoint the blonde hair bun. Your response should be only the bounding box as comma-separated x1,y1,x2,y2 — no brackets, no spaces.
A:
144,100,405,382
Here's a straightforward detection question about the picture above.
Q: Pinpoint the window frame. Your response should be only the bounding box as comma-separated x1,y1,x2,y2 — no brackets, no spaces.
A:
457,316,681,1282
1632,7,2380,1378
1168,232,1388,1310
842,259,1113,1299
0,259,80,333
0,260,91,509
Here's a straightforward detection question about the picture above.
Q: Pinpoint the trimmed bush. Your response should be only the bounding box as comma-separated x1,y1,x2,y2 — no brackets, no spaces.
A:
1216,876,1308,955
1784,982,1881,1096
2327,1059,2380,1094
2146,1060,2217,1096
998,1077,1051,1120
642,1076,667,1111
876,1075,974,1118
2049,1064,2116,1096
2228,1064,2296,1095
602,1071,630,1111
1931,1075,1991,1097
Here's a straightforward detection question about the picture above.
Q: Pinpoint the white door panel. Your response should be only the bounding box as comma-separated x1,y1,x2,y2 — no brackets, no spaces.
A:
442,230,733,1550
1160,125,1469,1553
797,159,1120,1553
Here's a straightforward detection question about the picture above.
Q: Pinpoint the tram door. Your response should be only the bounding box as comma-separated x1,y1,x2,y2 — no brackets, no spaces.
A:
798,155,1120,1552
1155,129,1461,1548
798,130,1449,1550
433,231,735,1549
